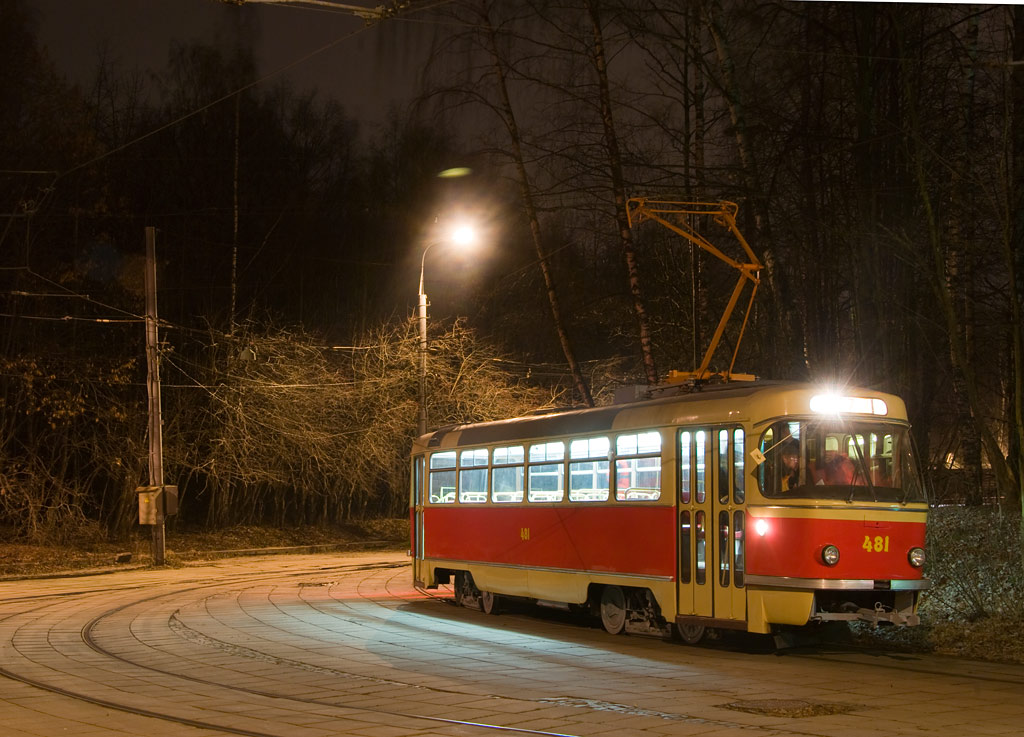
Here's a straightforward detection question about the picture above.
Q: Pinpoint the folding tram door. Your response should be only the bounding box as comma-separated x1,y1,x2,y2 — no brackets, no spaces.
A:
412,455,425,580
677,426,747,633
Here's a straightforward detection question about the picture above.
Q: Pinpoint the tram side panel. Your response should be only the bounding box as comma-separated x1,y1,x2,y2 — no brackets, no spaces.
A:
420,505,676,604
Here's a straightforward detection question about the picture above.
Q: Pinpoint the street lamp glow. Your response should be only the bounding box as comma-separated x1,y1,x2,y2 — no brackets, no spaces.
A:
451,223,477,247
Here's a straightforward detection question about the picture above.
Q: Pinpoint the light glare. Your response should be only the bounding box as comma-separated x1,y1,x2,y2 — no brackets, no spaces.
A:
451,224,477,247
810,394,887,416
754,519,769,537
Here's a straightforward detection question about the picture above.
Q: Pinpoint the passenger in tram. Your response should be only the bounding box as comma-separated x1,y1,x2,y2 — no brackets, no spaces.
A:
811,450,856,485
779,440,801,491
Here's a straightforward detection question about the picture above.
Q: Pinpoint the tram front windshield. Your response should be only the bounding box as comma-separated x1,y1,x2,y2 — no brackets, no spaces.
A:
758,419,925,503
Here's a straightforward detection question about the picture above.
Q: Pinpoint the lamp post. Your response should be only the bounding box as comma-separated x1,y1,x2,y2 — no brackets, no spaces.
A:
417,223,477,437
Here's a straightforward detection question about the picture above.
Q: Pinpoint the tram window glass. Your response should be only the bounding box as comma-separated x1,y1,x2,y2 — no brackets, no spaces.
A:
528,441,565,502
459,448,488,503
758,422,800,496
492,445,525,503
679,431,691,504
718,430,730,504
429,451,456,504
615,431,662,501
758,421,925,502
695,431,707,503
569,436,610,502
695,510,707,585
679,511,691,584
718,510,730,586
733,510,745,587
412,455,424,506
494,445,525,465
733,428,745,503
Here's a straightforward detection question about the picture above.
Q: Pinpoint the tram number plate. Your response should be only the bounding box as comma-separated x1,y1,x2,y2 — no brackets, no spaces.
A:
520,527,531,541
862,535,890,553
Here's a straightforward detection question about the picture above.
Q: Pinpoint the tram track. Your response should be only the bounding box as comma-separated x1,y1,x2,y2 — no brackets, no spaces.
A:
1,560,589,737
3,556,1021,737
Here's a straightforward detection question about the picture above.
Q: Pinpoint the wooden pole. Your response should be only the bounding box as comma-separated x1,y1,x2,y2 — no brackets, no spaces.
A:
145,227,166,565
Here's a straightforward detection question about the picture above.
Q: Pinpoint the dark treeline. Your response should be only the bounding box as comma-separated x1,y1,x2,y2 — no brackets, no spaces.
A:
423,1,1024,515
1,0,1022,540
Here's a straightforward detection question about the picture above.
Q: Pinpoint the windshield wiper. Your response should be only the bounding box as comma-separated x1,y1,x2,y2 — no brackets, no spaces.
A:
847,436,878,502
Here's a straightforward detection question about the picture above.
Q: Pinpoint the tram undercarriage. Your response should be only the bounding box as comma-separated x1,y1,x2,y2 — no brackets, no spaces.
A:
811,588,921,626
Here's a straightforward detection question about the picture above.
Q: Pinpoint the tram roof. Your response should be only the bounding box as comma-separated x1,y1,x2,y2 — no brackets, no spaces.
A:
417,380,907,451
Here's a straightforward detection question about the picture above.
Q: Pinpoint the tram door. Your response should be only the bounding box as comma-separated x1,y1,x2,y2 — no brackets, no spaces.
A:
677,429,712,619
677,428,746,623
412,455,425,565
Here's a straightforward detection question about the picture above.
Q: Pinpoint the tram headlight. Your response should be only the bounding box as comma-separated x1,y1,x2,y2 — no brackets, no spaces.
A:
754,519,769,537
821,544,840,567
908,547,925,568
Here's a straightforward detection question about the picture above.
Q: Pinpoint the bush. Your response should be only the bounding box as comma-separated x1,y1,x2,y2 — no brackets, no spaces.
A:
921,506,1024,622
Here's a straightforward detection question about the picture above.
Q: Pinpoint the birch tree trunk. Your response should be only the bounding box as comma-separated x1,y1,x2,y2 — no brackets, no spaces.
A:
481,1,594,406
586,0,658,386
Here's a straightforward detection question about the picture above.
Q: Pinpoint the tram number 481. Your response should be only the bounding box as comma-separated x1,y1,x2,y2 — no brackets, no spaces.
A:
862,535,890,553
520,527,531,541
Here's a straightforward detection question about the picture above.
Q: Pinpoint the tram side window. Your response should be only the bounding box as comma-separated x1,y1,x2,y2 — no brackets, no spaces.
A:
429,451,456,504
569,436,610,502
679,511,691,584
459,448,488,503
718,430,730,504
528,441,565,502
680,431,691,504
733,510,745,587
492,445,525,503
695,510,707,585
616,431,662,501
695,430,707,504
718,510,730,586
733,428,745,503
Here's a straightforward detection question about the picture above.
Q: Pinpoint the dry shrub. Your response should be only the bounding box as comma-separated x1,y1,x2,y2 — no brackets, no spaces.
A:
920,506,1024,622
0,356,145,543
165,318,559,527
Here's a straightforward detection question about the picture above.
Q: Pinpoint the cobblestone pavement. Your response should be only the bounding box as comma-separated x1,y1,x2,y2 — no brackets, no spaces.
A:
1,552,1022,737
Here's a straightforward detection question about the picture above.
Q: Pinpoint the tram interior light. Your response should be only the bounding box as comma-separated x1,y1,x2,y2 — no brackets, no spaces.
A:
810,394,887,416
754,518,769,537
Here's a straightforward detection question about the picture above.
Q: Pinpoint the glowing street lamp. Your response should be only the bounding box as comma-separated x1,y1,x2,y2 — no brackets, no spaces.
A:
418,221,478,436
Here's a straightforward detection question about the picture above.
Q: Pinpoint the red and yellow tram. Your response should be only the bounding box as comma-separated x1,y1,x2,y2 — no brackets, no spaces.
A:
410,381,928,642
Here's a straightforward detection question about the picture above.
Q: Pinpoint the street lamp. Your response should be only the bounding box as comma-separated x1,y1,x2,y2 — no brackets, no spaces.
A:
418,222,478,436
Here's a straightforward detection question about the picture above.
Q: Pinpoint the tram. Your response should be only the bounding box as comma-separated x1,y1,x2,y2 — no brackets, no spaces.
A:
410,381,928,642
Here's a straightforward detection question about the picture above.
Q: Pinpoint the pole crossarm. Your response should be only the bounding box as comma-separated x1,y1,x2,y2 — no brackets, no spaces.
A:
626,198,764,385
219,0,407,23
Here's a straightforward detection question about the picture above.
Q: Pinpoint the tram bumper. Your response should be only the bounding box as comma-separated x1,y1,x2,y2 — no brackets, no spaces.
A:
815,601,921,627
746,576,928,630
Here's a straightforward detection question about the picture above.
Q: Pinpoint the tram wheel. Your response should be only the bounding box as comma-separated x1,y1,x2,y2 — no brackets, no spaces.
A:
599,586,627,635
453,572,466,606
454,572,475,608
674,623,706,645
480,590,500,615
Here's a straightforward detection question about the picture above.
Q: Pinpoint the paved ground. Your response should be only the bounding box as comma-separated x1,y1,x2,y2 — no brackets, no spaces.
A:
1,552,1022,737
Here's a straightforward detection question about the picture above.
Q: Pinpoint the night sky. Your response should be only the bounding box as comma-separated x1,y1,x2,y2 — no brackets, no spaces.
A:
31,0,432,129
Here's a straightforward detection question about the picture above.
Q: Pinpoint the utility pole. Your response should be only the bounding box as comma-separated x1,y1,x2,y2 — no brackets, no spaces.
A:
144,227,166,565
